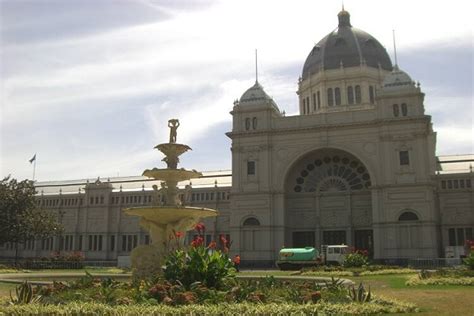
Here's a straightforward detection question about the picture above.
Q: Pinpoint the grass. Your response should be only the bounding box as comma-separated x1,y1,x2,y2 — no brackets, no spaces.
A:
349,274,474,316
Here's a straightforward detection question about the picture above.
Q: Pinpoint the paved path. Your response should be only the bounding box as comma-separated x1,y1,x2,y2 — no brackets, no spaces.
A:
0,272,354,286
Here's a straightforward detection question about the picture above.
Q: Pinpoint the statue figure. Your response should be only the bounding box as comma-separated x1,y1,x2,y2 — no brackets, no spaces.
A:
157,182,168,205
184,184,192,205
168,119,180,143
162,155,179,169
151,184,161,206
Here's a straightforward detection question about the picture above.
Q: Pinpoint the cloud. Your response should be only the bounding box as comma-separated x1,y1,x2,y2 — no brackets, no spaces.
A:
1,0,472,181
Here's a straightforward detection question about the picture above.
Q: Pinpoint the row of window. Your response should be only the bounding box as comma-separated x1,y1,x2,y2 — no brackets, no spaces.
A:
38,190,231,208
448,227,473,246
301,85,375,114
192,191,230,201
245,117,258,131
441,179,472,190
39,198,83,207
1,233,233,253
393,103,408,117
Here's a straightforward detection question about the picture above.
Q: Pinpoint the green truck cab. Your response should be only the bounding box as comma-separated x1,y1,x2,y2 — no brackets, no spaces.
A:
276,247,321,270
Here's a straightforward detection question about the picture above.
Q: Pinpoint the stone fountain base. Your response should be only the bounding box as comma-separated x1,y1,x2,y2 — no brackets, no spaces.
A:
124,206,218,280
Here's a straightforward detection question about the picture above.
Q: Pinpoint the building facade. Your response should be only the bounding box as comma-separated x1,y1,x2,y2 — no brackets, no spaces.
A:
1,10,473,265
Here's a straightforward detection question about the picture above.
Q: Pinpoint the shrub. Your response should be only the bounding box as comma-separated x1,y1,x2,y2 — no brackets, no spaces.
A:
163,223,235,289
0,301,419,315
9,281,42,305
343,253,368,268
348,283,371,303
463,252,474,270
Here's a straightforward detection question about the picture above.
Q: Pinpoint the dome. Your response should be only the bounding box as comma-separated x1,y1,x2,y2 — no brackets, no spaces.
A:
302,9,392,78
240,81,272,103
382,66,416,91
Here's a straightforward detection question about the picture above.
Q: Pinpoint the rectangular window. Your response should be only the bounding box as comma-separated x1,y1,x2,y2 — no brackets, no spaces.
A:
323,230,346,245
399,151,410,165
317,91,321,108
110,235,115,251
454,180,459,189
460,179,465,188
312,93,316,110
466,228,473,241
292,231,315,248
448,228,456,246
327,88,334,106
122,236,127,251
456,228,464,246
247,161,256,175
145,235,150,245
78,235,82,251
441,180,446,189
448,180,453,189
467,179,472,188
88,236,93,251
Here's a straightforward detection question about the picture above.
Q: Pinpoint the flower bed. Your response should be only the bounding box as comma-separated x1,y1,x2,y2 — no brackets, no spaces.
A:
406,276,474,286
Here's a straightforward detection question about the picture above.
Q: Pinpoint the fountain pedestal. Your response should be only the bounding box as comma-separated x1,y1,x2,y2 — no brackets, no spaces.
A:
124,119,218,280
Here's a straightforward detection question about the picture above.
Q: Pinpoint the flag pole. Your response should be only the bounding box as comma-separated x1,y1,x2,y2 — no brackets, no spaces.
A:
33,158,36,181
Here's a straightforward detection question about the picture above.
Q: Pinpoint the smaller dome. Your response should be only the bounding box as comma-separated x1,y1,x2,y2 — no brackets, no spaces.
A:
382,66,415,91
240,81,272,103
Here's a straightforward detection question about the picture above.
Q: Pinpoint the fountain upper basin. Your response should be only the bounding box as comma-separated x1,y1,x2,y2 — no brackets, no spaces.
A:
142,169,202,182
124,206,217,224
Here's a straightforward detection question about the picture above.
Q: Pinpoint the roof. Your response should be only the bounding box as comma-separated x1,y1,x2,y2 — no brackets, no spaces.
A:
437,154,474,175
382,66,416,91
302,10,392,78
35,170,232,196
240,81,272,103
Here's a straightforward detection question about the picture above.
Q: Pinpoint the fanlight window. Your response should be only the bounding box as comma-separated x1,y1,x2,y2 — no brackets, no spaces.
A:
398,212,419,221
243,217,260,226
293,155,371,193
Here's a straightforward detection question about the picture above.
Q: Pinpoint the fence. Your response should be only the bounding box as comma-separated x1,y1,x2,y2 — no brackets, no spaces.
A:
0,260,117,269
373,258,463,269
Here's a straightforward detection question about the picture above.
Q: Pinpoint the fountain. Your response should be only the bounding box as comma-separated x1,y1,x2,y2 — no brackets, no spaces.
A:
124,119,218,280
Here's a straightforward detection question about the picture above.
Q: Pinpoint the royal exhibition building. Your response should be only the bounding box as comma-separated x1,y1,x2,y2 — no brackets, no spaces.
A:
1,9,473,267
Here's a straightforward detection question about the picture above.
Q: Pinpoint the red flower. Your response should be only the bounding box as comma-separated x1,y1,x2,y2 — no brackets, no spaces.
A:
194,222,205,235
174,231,184,239
219,234,227,246
191,236,204,248
208,241,217,249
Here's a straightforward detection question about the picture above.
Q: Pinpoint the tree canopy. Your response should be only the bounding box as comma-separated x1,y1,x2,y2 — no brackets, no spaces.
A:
0,176,63,246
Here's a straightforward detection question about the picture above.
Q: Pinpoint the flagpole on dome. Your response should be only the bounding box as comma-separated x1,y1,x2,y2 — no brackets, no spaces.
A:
29,154,37,181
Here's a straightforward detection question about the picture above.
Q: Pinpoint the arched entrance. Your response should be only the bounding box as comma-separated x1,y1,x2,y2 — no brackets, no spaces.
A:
284,148,373,255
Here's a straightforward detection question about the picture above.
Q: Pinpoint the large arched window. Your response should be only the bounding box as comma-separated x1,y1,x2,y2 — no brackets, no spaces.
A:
292,154,371,193
398,211,419,221
243,217,260,226
245,118,251,130
347,86,354,105
327,88,334,106
334,88,341,105
355,85,362,104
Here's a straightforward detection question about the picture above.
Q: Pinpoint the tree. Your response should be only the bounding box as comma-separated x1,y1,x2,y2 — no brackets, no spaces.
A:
0,176,63,263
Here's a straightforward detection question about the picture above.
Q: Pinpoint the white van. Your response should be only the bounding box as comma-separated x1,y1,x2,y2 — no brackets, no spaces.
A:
322,245,349,265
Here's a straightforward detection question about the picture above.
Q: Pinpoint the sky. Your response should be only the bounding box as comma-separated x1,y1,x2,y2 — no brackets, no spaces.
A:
1,0,473,182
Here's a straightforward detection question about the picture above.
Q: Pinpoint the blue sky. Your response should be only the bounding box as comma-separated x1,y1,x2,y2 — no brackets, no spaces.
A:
1,0,473,181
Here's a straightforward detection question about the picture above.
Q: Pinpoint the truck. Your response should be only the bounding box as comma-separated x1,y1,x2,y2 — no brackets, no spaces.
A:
276,245,349,270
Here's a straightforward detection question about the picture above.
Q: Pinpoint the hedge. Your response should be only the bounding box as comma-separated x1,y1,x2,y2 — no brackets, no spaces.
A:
0,300,418,315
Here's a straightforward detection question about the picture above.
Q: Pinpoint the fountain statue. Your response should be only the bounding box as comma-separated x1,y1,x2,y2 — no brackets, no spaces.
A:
124,119,217,280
